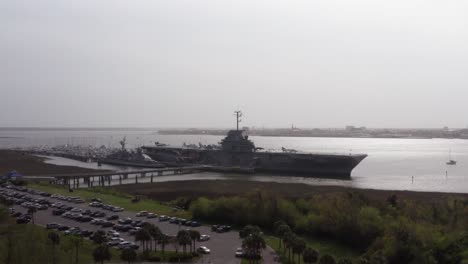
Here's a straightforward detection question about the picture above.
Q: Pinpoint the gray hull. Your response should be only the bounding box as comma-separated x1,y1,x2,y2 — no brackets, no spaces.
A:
142,147,367,178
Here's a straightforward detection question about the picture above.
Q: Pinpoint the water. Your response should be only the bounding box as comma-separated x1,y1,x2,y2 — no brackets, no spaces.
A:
1,128,467,193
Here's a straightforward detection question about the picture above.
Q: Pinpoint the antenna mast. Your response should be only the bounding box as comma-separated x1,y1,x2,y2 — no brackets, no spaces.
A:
234,110,242,131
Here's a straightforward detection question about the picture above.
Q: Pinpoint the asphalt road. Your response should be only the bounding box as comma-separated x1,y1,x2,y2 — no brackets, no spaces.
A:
5,186,278,264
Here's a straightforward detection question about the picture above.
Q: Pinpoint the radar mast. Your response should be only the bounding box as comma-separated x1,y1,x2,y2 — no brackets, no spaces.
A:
234,110,242,131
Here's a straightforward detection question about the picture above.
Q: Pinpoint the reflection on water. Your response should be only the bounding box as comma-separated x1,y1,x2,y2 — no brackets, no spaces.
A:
1,129,467,193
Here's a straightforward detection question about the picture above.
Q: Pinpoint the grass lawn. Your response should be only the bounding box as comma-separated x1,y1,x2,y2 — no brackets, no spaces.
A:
29,182,192,219
265,234,360,263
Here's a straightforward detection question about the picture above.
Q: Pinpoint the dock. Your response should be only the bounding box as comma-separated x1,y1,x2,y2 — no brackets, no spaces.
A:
23,165,212,189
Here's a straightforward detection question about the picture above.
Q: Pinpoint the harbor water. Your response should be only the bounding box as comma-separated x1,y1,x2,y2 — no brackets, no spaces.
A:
1,129,467,193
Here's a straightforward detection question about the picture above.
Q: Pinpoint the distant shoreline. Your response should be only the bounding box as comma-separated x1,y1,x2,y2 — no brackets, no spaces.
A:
158,128,468,140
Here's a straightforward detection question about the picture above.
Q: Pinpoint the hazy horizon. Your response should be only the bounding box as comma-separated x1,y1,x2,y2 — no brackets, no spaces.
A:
2,1,467,128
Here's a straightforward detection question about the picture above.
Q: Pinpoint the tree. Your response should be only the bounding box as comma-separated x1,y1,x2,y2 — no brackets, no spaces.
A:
177,230,192,255
69,234,84,264
27,207,37,224
135,229,151,252
144,223,161,252
337,258,353,264
319,254,336,264
242,232,266,264
303,248,319,264
239,225,262,238
120,248,137,264
188,230,201,253
159,234,169,253
292,237,306,264
48,231,60,264
92,230,108,245
93,245,111,264
283,231,296,263
275,224,292,250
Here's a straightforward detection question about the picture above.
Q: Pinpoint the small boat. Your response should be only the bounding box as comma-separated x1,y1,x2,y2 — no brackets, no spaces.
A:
446,150,457,165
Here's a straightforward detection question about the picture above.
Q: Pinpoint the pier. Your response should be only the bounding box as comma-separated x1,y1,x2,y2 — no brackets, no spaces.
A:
23,166,212,189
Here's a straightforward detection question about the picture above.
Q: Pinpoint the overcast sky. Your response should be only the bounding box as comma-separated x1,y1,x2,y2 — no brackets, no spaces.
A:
1,0,467,128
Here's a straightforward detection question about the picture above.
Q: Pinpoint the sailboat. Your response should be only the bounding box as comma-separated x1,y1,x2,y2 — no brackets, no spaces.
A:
446,149,457,165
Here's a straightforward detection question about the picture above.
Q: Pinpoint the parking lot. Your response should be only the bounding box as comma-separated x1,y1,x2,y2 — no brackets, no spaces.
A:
1,184,277,264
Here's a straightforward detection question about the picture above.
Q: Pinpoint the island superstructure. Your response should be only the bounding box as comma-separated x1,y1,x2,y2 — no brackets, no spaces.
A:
142,111,367,178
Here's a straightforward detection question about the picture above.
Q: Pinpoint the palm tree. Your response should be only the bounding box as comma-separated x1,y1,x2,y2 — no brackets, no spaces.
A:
120,248,137,264
92,230,108,245
135,229,151,252
275,224,291,250
337,258,353,264
48,231,60,264
319,254,336,264
69,234,83,264
144,223,162,252
239,225,261,238
27,207,37,224
158,234,169,253
303,247,319,264
292,238,306,264
283,231,296,263
177,230,192,255
242,232,266,264
93,245,111,264
188,230,201,253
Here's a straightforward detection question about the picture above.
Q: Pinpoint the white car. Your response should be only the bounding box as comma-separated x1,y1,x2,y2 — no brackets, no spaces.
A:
197,246,211,254
107,230,120,237
198,235,210,242
136,211,148,217
235,248,244,257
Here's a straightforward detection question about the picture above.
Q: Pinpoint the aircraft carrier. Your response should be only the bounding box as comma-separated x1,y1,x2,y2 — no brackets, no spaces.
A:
142,111,367,178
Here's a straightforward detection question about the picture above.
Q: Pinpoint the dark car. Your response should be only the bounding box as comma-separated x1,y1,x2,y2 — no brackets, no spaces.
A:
190,221,201,227
37,204,48,210
102,221,115,228
82,209,92,215
118,218,132,225
91,211,106,218
16,217,30,224
215,225,231,233
52,209,66,216
106,215,119,221
80,230,93,237
11,212,22,217
78,216,93,222
58,225,70,231
46,223,60,229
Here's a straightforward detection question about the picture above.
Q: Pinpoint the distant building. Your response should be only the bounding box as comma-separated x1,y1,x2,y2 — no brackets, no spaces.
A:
346,126,366,132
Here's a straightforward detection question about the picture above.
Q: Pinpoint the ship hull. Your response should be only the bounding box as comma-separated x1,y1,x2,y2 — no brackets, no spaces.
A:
98,159,166,168
142,147,367,178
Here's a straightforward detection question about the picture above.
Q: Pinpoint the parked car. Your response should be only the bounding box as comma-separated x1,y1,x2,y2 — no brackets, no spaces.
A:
106,215,119,221
235,248,245,257
198,235,210,242
159,215,169,221
197,246,211,254
147,213,157,218
136,211,148,217
102,221,115,228
190,221,201,227
58,225,70,231
214,225,231,233
16,217,30,224
46,223,60,229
